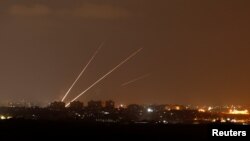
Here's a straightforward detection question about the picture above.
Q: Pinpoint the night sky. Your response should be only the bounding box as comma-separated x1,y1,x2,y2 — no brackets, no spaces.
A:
0,0,250,106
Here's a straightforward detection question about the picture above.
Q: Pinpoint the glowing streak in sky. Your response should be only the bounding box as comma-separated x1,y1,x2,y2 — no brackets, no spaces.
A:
121,74,150,87
61,42,104,102
66,48,143,107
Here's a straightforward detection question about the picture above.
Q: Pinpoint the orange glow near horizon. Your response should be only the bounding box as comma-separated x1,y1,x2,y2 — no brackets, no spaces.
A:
198,109,206,113
228,109,249,115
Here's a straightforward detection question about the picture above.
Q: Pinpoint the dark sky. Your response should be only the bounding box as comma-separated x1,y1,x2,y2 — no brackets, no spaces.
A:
0,0,250,106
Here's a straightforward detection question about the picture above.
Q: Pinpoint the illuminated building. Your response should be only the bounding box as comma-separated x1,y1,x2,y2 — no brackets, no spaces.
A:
198,109,206,113
228,109,249,115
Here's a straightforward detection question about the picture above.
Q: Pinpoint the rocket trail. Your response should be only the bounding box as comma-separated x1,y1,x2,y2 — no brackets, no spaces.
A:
121,73,150,87
61,42,104,102
66,48,143,107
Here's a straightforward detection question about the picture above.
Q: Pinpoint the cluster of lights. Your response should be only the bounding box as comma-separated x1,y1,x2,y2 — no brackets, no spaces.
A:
198,109,206,113
197,106,213,113
0,115,12,120
220,118,248,124
228,109,249,115
118,104,127,108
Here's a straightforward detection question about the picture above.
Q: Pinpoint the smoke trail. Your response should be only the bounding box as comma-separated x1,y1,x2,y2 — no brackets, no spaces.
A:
61,42,104,102
121,73,150,87
66,48,143,107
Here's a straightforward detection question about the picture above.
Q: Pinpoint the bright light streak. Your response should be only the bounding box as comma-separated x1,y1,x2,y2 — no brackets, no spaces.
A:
121,74,150,87
61,42,104,102
65,48,143,107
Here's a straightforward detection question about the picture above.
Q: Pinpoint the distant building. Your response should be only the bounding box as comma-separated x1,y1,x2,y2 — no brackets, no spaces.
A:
48,101,65,111
69,101,84,111
8,101,34,108
155,105,167,112
126,104,144,120
105,100,115,109
88,100,103,110
127,104,143,115
127,104,142,112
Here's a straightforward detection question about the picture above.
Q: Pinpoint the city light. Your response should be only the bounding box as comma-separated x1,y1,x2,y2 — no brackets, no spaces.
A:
0,115,6,120
175,106,180,110
163,120,168,124
228,109,249,115
147,108,153,113
198,109,206,113
208,107,212,111
0,115,11,120
104,112,110,115
221,118,226,123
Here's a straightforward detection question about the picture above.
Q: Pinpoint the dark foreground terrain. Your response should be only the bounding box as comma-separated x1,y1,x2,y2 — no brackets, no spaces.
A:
0,120,249,140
